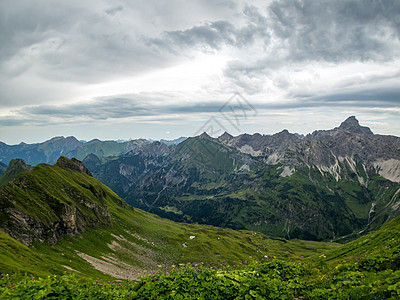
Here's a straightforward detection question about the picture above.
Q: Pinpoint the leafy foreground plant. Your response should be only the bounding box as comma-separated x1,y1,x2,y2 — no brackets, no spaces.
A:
1,252,400,300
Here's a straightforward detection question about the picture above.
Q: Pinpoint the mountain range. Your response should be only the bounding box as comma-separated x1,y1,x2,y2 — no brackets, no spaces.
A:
1,116,399,242
82,117,400,242
0,136,186,167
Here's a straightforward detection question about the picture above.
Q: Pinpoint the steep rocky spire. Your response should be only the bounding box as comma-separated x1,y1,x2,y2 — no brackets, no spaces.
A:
337,116,373,134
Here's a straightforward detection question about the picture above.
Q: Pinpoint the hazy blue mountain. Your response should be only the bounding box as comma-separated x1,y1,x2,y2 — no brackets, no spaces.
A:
0,137,153,166
0,136,82,166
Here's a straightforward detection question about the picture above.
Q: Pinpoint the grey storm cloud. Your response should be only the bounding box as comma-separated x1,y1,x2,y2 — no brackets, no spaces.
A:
0,117,29,127
0,1,172,84
142,0,400,99
303,88,400,106
154,21,239,50
151,0,400,63
104,5,124,16
149,5,271,52
2,92,260,127
9,96,224,123
2,0,399,88
222,0,400,96
0,0,244,107
268,0,400,62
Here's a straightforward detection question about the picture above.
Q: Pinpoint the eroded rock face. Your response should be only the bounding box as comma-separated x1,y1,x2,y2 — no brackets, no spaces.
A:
1,201,111,246
219,130,299,154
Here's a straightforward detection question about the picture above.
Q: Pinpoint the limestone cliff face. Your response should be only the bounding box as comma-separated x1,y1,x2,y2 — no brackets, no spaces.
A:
287,118,400,183
218,117,400,183
219,130,299,155
0,158,112,246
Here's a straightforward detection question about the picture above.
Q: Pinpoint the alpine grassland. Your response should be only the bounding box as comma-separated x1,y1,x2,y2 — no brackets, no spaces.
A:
0,157,399,298
1,208,399,299
1,235,400,299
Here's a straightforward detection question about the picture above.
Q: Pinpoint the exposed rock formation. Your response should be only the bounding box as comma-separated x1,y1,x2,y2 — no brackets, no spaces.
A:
0,158,112,245
57,156,93,176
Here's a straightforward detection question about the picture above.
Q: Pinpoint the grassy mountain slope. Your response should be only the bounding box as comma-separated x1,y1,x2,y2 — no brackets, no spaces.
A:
0,158,339,280
2,215,400,298
0,231,61,276
327,212,400,261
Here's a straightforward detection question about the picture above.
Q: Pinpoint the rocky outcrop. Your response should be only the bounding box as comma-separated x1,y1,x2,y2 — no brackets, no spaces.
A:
373,159,400,183
218,132,234,144
57,156,93,176
1,201,111,246
8,158,30,169
0,158,113,246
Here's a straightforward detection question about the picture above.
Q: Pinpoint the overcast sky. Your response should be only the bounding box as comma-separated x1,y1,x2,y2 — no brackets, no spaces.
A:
1,0,399,144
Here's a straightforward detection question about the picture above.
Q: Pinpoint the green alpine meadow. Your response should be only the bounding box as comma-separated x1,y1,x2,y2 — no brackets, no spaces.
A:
0,144,400,298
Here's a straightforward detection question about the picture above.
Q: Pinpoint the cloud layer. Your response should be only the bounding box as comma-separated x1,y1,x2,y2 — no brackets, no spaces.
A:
0,0,399,143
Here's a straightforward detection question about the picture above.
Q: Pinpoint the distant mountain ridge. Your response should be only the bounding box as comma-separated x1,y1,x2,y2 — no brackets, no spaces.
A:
0,136,186,166
83,117,400,242
1,117,399,242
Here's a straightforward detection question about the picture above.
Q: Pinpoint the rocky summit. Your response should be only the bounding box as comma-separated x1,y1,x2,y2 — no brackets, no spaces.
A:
337,115,374,134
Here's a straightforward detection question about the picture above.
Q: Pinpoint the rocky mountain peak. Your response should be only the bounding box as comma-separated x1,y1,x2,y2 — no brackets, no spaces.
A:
8,158,29,169
56,157,92,176
218,131,233,143
277,129,290,135
199,132,211,139
337,116,373,135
